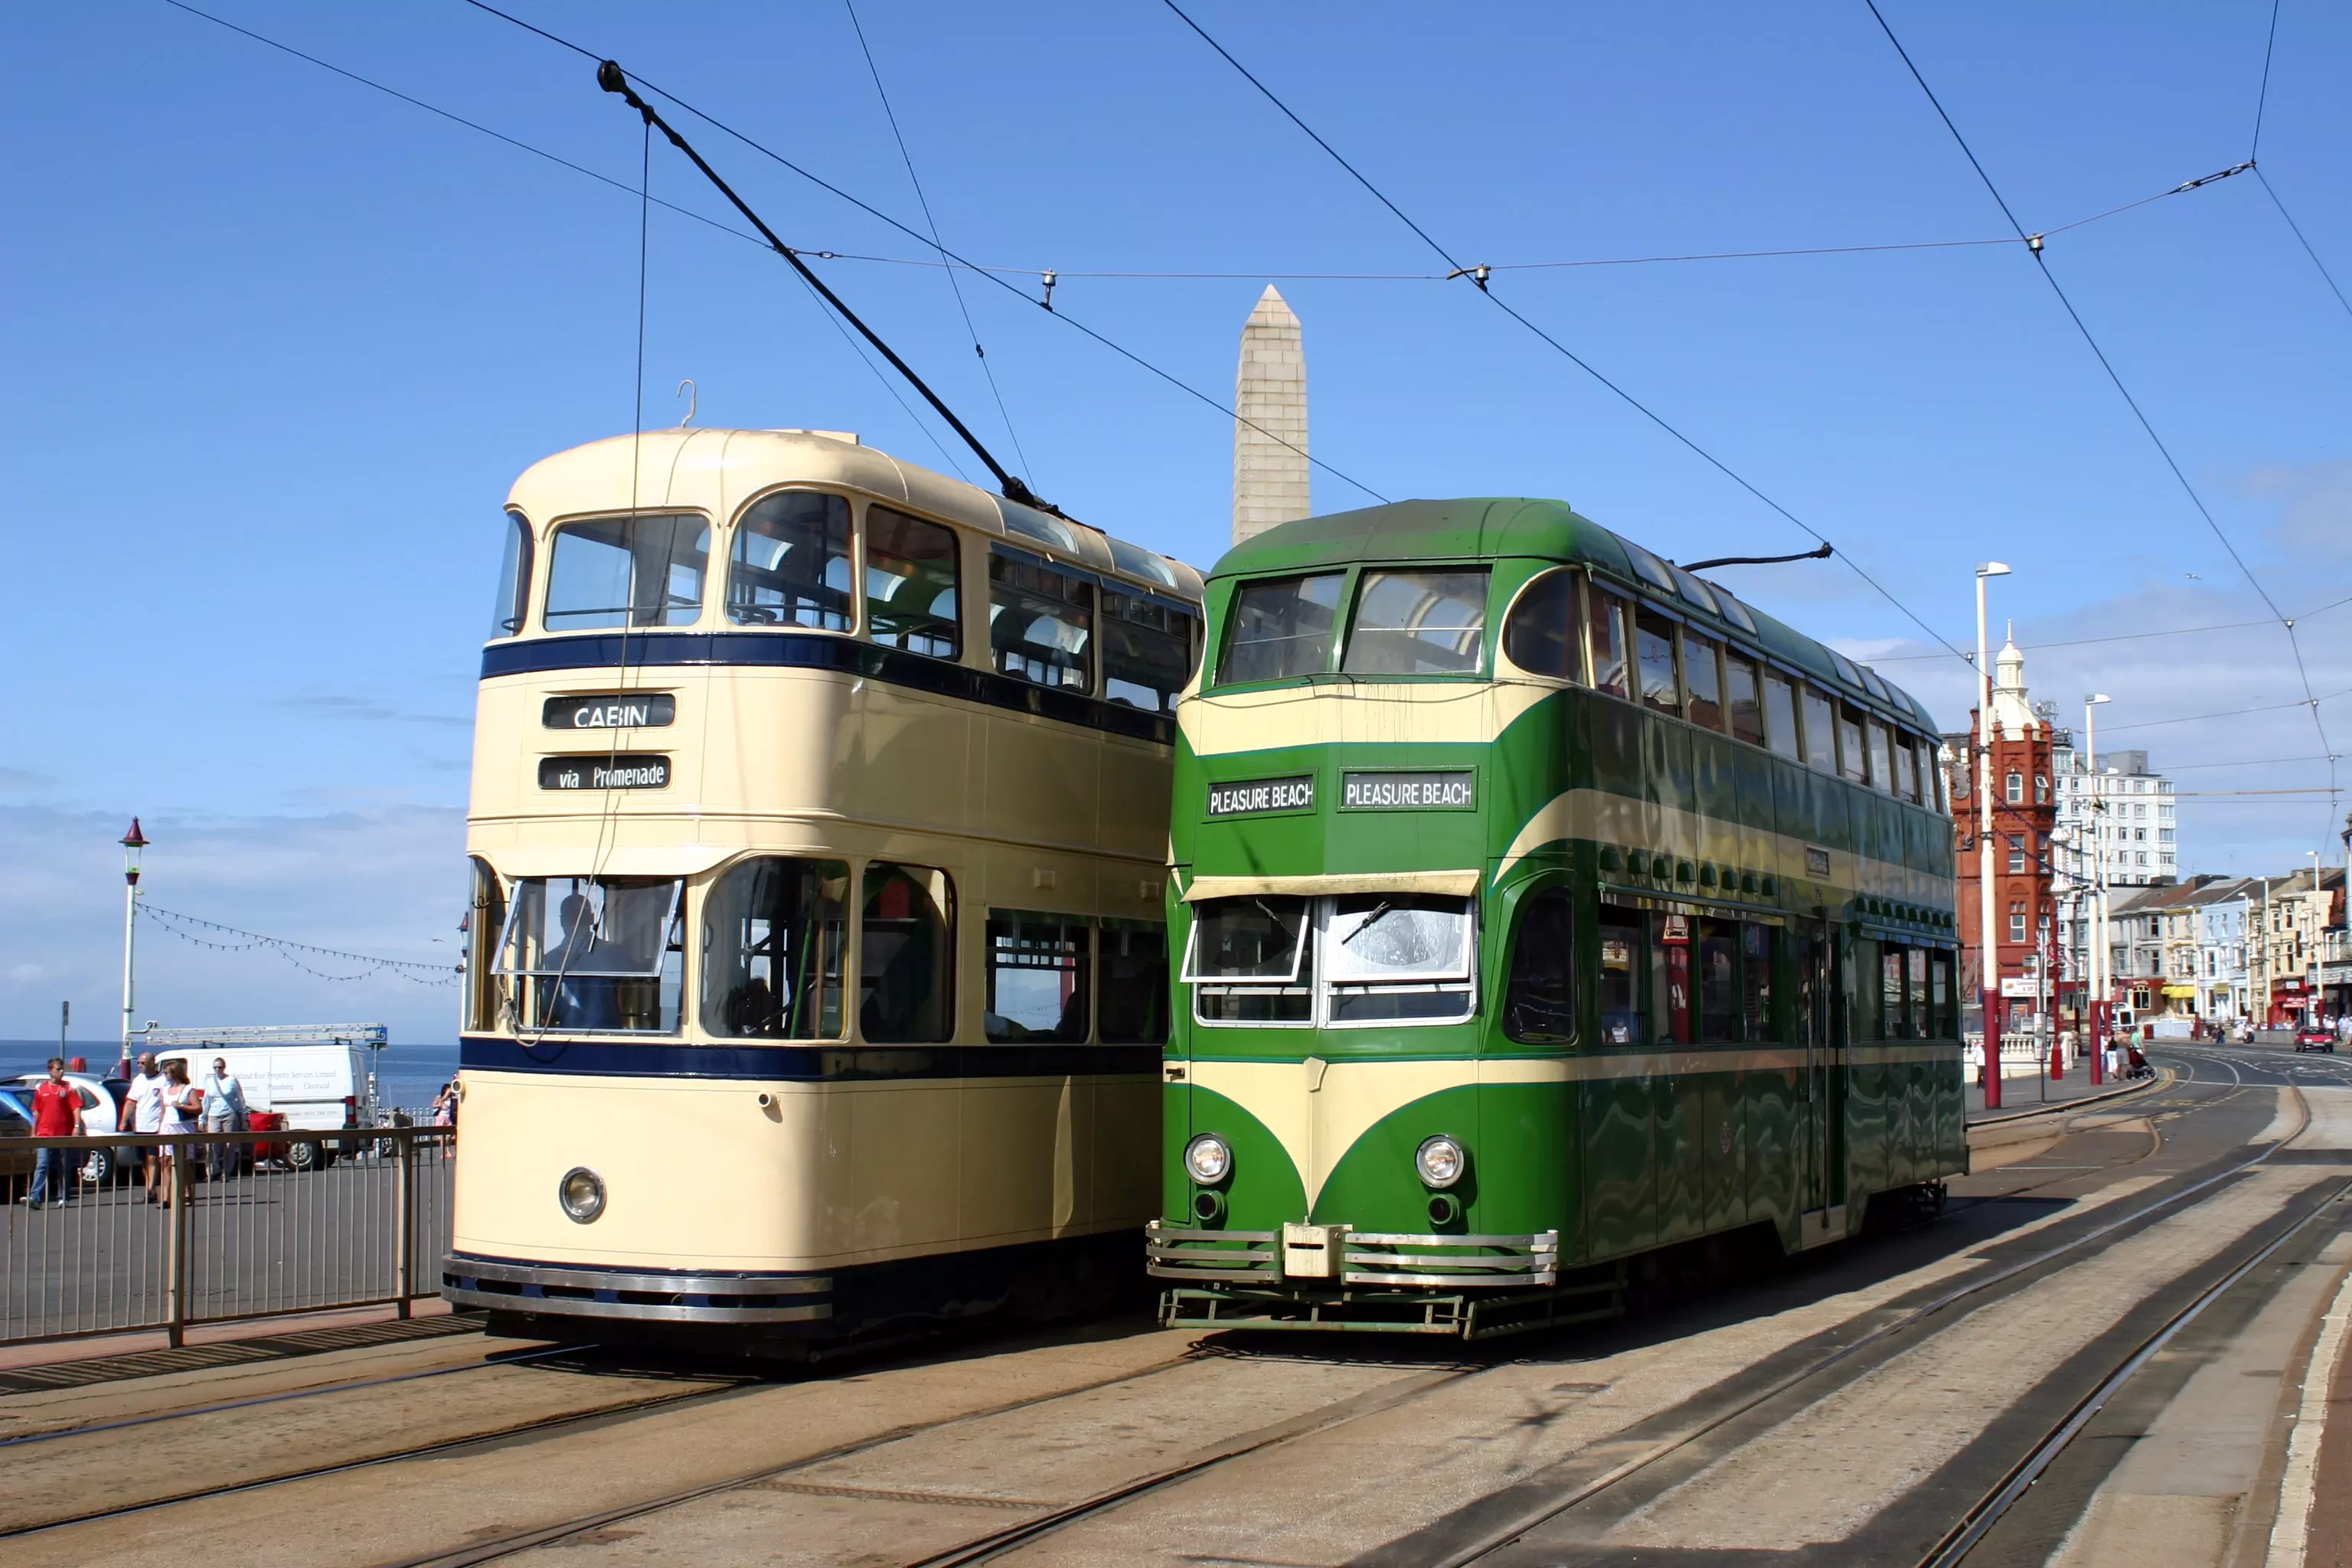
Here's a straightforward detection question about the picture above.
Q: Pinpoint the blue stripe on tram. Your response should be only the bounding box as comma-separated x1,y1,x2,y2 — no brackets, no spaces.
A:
479,632,1176,746
460,1037,1162,1081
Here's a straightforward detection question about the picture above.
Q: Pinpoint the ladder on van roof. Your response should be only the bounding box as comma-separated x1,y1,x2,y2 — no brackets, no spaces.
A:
135,1024,388,1048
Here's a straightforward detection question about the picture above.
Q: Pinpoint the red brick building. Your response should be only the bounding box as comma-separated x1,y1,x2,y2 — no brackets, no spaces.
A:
1942,635,2058,1030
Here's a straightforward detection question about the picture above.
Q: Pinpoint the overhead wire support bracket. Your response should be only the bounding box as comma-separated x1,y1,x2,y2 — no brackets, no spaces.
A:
593,59,1057,516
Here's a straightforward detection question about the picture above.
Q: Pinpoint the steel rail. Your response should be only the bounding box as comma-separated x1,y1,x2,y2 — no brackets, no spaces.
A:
1416,1061,2310,1566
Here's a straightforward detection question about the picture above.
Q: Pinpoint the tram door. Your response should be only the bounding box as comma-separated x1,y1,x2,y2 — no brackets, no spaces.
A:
1798,919,1845,1217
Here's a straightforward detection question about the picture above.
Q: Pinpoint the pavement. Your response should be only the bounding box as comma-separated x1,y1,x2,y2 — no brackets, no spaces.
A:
1968,1054,2161,1123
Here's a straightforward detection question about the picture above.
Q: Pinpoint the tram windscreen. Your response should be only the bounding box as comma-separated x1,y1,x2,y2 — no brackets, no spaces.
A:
699,857,847,1039
1184,896,1312,1023
1341,570,1488,676
1326,895,1475,1022
1217,573,1342,684
544,514,707,630
495,877,684,1033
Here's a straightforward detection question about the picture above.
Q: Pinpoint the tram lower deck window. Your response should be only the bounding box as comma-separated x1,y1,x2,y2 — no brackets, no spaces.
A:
494,876,684,1034
700,857,847,1039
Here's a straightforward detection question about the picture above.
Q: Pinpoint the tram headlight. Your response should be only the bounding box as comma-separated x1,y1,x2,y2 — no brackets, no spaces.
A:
557,1166,606,1224
1183,1133,1232,1186
1416,1135,1468,1191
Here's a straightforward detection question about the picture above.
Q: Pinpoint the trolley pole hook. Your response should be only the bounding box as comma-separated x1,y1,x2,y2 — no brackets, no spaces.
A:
675,379,697,427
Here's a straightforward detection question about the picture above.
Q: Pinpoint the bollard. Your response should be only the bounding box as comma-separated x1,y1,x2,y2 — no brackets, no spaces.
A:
2050,1037,2064,1081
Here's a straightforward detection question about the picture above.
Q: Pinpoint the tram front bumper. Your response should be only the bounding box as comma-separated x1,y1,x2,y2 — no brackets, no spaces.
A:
441,1252,835,1325
1145,1220,1560,1289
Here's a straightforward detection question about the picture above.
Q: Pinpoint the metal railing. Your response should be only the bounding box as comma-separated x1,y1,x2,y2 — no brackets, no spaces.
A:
0,1125,454,1348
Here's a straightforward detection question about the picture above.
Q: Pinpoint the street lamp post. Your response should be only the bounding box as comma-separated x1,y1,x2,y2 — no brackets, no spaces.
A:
2084,694,2111,1076
2310,848,2324,1029
118,819,149,1073
1976,563,2011,1108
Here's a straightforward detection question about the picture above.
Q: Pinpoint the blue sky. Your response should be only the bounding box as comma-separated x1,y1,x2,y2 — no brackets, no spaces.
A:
5,1,2348,1041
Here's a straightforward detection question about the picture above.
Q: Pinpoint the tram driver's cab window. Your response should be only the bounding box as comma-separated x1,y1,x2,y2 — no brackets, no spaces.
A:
544,514,707,630
1341,568,1489,676
866,507,961,658
727,492,851,629
1217,572,1343,684
1183,893,1475,1026
985,910,1090,1043
989,548,1094,692
495,876,684,1033
1184,896,1313,1023
700,857,847,1039
860,864,954,1043
1502,570,1584,682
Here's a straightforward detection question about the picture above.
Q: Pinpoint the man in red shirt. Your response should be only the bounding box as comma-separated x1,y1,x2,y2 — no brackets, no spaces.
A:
25,1057,87,1208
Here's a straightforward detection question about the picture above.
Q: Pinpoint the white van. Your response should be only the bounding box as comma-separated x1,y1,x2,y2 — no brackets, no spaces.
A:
155,1044,368,1135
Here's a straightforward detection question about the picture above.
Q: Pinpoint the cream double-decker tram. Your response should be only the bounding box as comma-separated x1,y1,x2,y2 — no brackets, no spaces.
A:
443,427,1203,1350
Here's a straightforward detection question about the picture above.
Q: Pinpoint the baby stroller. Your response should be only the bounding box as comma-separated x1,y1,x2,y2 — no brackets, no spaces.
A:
2124,1042,2154,1080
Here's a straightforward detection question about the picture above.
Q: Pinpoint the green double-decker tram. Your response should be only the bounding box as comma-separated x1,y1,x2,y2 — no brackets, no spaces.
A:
1148,499,1966,1336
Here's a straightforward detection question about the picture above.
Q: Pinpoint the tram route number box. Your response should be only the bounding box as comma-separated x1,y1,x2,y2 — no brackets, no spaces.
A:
538,754,671,791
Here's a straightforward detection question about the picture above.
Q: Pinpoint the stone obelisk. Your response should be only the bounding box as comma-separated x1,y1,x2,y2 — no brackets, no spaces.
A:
1233,285,1307,544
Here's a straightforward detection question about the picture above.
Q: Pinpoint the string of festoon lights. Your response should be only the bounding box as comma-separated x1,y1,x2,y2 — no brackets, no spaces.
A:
139,903,461,988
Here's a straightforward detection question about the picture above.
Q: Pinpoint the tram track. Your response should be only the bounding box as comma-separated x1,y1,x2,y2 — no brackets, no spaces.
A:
1340,1070,2325,1567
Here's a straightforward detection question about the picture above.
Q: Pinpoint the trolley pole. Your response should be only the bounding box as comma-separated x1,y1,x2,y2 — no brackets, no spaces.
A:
119,820,148,1071
1975,565,2009,1109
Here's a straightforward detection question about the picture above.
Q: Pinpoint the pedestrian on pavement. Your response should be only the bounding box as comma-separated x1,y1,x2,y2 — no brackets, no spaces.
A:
200,1056,247,1181
22,1058,86,1208
157,1060,201,1207
127,1051,168,1204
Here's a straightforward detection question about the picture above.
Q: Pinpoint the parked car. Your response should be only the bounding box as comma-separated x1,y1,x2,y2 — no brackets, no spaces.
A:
2,1071,130,1184
0,1089,38,1197
154,1044,368,1170
2295,1027,2337,1054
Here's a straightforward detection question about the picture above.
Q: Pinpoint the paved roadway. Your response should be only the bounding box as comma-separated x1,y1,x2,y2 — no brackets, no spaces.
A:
0,1044,2346,1567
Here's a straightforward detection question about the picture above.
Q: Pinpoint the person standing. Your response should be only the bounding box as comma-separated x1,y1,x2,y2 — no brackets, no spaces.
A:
200,1056,247,1181
126,1052,168,1204
23,1058,86,1208
157,1060,201,1208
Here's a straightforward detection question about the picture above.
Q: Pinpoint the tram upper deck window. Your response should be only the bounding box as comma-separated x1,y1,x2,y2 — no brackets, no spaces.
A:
699,857,847,1040
1621,541,1678,596
985,910,1090,1043
867,507,960,658
1837,703,1867,783
861,864,954,1043
1503,887,1575,1043
1800,684,1836,773
1635,611,1681,716
464,858,505,1033
990,548,1094,692
1866,719,1895,793
1102,588,1194,713
1326,895,1475,1024
1591,590,1632,698
727,492,851,629
1341,568,1489,677
495,876,684,1034
1217,573,1343,684
1502,570,1583,681
1683,631,1725,731
1762,669,1800,759
1099,919,1170,1044
544,514,707,630
491,513,533,639
1895,731,1922,802
1184,897,1312,1024
1725,652,1766,746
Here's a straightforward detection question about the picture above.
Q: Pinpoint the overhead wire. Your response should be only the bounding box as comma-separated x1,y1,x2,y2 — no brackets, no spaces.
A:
457,0,1387,505
842,0,1034,485
1868,590,2352,662
1859,0,2341,834
2244,2,2352,326
1153,0,1969,667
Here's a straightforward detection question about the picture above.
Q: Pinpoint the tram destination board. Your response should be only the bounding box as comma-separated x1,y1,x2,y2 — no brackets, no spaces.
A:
542,693,675,730
1205,775,1315,818
1340,769,1475,811
538,754,670,791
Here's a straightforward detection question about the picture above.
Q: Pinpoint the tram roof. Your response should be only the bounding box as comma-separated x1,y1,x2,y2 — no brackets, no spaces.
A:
1211,497,1939,733
508,428,1204,602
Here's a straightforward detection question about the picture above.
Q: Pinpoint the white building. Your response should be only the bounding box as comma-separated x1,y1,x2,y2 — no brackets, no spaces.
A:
2050,744,2177,889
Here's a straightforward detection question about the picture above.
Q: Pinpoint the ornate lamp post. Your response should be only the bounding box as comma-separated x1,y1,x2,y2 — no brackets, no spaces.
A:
119,819,148,1070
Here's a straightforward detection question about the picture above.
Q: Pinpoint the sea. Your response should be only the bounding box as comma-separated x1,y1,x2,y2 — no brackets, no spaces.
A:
0,1040,462,1118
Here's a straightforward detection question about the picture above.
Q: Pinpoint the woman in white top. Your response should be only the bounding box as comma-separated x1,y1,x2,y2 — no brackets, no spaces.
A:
157,1059,202,1208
